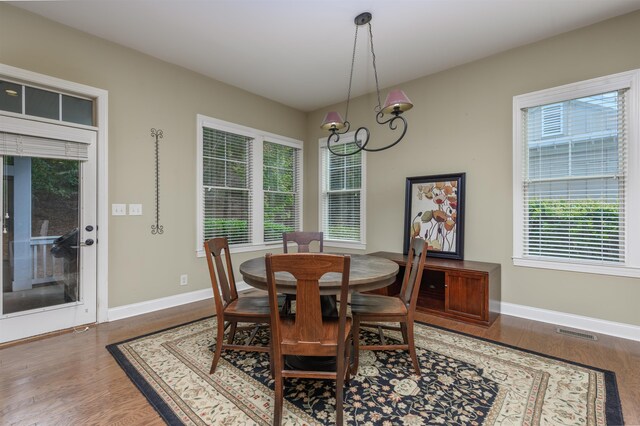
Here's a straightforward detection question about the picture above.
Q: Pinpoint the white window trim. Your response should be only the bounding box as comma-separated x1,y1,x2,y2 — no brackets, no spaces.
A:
318,132,367,250
512,69,640,277
196,114,303,256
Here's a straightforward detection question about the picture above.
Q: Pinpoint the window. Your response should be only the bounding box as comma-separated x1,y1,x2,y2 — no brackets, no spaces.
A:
1,80,95,126
197,115,302,255
319,133,366,249
513,70,640,277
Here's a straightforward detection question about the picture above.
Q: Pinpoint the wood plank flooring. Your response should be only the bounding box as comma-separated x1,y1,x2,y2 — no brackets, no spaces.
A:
1,299,638,425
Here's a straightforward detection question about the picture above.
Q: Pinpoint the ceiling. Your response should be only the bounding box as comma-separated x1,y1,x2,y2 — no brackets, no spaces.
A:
11,0,640,112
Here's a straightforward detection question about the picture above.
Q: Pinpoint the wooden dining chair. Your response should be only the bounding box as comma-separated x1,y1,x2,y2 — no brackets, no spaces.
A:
282,231,324,253
350,237,428,376
265,253,352,426
204,237,286,374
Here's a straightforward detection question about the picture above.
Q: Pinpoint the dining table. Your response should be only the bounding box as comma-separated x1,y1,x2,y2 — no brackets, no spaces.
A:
238,253,399,371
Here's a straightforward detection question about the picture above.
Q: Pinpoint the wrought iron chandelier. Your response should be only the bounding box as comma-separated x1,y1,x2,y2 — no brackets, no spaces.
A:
320,12,413,157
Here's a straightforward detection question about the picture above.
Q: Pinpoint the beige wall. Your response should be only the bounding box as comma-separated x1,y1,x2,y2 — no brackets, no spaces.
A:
0,4,306,307
2,4,639,327
306,10,640,326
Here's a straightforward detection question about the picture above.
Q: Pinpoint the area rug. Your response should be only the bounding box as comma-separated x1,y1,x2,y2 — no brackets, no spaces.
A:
106,317,623,425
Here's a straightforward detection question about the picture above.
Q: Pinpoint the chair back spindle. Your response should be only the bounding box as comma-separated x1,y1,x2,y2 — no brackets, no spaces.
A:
282,231,324,253
265,253,350,355
205,238,239,308
399,238,428,308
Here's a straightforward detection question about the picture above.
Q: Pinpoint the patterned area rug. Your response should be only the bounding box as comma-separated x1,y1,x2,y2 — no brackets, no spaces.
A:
106,317,623,425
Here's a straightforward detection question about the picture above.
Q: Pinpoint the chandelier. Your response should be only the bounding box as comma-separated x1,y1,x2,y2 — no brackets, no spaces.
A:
320,12,413,157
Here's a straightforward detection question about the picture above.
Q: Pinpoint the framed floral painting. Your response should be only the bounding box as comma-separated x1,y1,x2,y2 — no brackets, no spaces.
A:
403,173,465,259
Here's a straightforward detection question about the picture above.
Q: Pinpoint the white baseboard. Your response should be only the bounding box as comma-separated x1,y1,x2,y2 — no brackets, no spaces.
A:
107,288,214,322
106,282,256,322
501,302,640,342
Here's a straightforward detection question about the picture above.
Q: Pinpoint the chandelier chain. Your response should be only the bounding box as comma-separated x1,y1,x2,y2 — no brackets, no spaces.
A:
345,23,360,122
368,22,383,111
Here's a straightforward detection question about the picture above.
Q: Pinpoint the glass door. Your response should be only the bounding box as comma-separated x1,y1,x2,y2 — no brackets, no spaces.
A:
0,124,96,343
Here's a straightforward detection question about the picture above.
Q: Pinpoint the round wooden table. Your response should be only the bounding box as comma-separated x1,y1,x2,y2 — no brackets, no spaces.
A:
239,253,399,296
239,253,399,372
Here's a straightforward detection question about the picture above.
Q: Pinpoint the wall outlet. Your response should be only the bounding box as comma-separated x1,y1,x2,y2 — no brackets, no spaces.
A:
112,204,126,216
180,274,188,286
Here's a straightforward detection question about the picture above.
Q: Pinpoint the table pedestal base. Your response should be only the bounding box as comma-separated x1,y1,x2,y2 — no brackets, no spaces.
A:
285,355,336,372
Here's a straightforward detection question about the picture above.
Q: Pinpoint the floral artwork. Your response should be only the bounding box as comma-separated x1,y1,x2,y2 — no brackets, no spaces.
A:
404,173,465,259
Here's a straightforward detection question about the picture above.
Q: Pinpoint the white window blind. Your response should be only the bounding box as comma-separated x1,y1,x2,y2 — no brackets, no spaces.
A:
201,126,252,246
320,141,364,243
521,89,627,263
197,114,303,254
263,141,301,242
0,132,89,160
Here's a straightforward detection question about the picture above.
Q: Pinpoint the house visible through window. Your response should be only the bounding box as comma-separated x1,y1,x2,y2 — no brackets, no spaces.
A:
197,115,302,254
513,70,640,277
319,134,366,248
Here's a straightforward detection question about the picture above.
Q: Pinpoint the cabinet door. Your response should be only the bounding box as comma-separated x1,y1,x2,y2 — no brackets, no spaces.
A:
445,271,486,321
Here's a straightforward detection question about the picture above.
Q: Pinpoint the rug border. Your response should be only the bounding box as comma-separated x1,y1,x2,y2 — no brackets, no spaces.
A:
106,316,624,426
415,320,625,426
105,316,214,426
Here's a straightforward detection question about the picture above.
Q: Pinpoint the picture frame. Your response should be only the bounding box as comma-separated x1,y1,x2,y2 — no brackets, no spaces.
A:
403,173,465,259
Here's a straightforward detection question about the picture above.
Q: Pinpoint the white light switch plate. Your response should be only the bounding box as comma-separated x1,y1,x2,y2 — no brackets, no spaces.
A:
129,204,143,216
112,204,126,216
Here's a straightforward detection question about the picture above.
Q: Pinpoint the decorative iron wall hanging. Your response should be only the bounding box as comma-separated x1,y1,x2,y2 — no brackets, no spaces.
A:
151,128,164,235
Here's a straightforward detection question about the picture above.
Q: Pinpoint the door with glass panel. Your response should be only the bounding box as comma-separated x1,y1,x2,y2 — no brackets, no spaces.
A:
0,119,97,343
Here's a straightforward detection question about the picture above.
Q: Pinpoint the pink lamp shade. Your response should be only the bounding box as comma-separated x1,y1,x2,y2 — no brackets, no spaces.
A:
381,89,413,115
320,111,346,131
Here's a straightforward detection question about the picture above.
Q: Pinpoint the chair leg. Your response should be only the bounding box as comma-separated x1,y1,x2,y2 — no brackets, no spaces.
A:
227,322,238,344
274,371,284,426
400,322,409,344
210,318,226,374
335,351,345,426
345,334,352,385
406,320,421,376
351,316,360,375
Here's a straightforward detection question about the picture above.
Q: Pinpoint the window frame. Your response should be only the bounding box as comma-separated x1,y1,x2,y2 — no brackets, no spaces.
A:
512,69,640,277
318,132,367,250
196,114,303,256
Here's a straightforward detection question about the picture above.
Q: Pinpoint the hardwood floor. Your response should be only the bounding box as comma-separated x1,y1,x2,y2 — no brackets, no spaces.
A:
1,300,638,425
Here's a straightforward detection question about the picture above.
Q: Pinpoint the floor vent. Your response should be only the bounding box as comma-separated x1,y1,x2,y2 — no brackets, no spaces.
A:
556,327,598,341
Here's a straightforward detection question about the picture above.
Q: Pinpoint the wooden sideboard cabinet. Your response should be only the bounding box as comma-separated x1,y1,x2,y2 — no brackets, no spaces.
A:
368,251,501,326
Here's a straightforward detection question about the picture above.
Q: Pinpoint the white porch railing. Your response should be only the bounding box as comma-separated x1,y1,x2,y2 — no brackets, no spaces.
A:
30,236,65,285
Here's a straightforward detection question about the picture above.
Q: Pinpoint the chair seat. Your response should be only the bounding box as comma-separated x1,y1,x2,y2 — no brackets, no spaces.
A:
350,293,408,317
279,316,352,356
226,294,286,317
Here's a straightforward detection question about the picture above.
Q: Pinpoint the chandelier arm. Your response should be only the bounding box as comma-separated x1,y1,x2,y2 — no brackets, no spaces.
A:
326,122,368,157
359,114,408,152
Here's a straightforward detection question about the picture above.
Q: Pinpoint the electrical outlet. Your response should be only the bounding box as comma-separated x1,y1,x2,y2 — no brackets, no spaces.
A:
180,274,188,286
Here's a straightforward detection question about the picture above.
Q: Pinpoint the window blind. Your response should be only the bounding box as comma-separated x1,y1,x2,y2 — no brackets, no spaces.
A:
202,126,252,246
522,89,627,263
263,141,301,242
0,132,89,160
321,142,362,242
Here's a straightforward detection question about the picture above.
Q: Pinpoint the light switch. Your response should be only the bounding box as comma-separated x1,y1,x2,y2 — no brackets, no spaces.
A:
129,204,143,216
112,204,126,216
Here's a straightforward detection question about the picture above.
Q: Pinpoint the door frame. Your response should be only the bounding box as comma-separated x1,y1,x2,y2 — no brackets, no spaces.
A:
0,63,109,324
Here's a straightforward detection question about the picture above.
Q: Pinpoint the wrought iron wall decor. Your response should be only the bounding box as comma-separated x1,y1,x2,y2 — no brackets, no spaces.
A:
151,128,164,235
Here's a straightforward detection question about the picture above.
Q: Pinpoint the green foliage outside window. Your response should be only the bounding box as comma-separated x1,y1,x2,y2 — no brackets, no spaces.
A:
527,199,621,260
